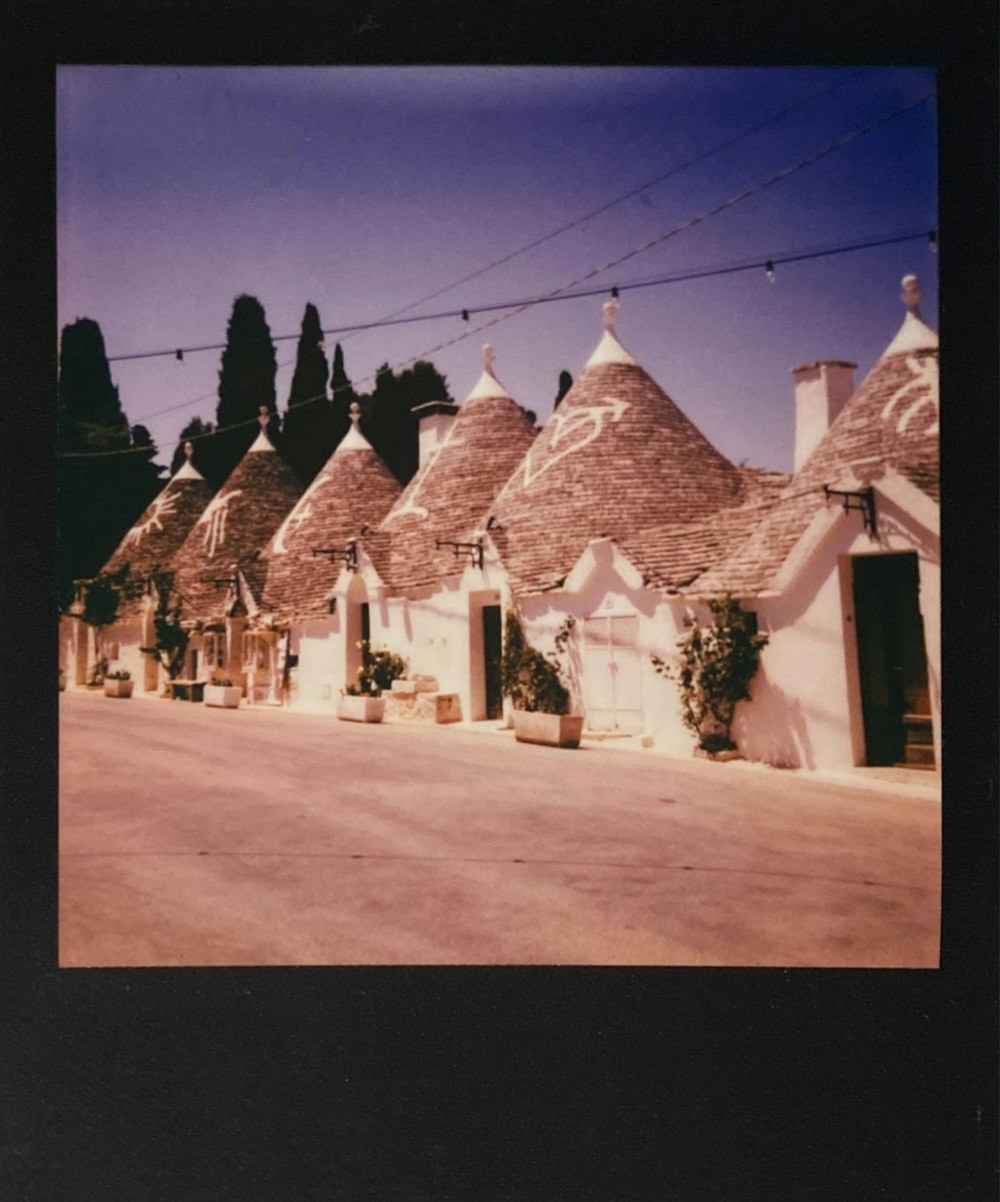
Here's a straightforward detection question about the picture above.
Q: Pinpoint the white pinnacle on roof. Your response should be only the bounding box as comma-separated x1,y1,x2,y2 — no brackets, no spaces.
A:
337,401,375,451
172,440,205,481
879,274,939,359
466,343,513,400
247,406,277,452
584,298,639,368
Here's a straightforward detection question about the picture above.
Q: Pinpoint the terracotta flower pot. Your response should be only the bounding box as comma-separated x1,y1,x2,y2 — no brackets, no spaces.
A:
512,711,583,748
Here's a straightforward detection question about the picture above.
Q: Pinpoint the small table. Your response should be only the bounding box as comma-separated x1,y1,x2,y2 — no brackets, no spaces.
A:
170,679,206,702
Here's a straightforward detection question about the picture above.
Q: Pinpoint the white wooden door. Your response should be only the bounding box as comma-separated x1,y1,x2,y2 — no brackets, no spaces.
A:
581,613,644,733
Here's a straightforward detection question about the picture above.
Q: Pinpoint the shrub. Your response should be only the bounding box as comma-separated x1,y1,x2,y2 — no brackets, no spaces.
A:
500,608,573,715
653,595,768,751
140,573,190,681
105,669,131,681
345,641,407,697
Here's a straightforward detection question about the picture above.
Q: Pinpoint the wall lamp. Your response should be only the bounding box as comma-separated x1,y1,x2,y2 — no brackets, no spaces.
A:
312,542,358,571
823,485,877,536
436,538,484,570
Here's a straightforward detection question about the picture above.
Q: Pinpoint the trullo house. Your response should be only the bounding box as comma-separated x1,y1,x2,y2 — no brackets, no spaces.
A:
60,441,213,692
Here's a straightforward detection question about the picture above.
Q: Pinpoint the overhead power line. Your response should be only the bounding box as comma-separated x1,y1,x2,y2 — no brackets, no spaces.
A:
58,225,936,460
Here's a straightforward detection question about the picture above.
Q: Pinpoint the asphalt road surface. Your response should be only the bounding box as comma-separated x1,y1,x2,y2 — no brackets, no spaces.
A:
59,690,940,967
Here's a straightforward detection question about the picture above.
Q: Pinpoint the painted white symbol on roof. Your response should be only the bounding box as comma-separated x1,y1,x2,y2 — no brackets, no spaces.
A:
123,488,179,546
197,489,243,559
391,436,466,521
522,396,630,489
881,355,939,436
271,499,313,556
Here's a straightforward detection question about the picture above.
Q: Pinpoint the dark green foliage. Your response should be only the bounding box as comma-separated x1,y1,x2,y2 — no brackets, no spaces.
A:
500,608,572,715
328,342,359,446
282,303,332,484
652,595,769,750
213,294,279,484
356,359,452,485
58,319,166,603
140,574,190,681
79,565,127,633
555,369,573,409
344,641,407,697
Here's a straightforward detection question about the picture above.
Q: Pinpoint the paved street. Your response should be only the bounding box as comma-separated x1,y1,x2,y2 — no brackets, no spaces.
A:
59,690,940,967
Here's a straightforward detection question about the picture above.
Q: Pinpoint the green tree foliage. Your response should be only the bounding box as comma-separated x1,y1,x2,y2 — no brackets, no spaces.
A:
500,608,572,715
282,303,332,484
652,595,769,751
58,319,165,605
213,294,279,484
555,369,573,409
358,359,452,484
328,342,359,448
77,564,129,683
140,573,190,681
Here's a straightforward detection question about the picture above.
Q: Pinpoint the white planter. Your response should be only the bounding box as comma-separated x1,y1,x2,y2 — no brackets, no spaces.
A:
103,679,134,698
337,695,386,723
512,711,583,749
204,685,242,709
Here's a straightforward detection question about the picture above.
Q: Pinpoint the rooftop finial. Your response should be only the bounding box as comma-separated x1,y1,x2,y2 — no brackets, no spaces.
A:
900,274,922,314
349,401,361,426
184,440,194,462
258,406,269,431
483,344,496,374
602,297,619,334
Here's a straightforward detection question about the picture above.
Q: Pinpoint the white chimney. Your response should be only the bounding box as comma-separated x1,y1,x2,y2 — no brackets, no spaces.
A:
791,360,856,472
412,400,459,467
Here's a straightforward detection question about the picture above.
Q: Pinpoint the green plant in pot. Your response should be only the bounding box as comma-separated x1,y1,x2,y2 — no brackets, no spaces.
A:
103,668,134,698
652,594,768,759
501,608,581,748
338,641,407,723
140,572,190,690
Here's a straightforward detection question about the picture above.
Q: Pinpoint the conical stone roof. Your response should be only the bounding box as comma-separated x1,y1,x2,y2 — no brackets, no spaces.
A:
364,345,538,593
172,414,303,624
102,443,214,618
487,300,747,595
696,274,939,596
259,404,402,622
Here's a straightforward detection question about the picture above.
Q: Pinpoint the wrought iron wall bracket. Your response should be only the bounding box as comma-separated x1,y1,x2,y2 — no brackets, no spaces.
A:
823,485,877,536
312,542,358,571
435,538,484,570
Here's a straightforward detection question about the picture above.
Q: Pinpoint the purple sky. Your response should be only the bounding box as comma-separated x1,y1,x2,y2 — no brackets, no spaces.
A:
57,66,937,473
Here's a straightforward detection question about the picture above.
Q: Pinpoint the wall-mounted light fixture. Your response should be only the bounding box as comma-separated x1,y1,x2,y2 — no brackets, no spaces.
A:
436,538,484,570
823,485,877,536
312,542,358,571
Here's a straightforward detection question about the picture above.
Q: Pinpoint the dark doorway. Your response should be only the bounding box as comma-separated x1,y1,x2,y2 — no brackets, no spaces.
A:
360,602,370,647
852,552,934,768
483,605,502,719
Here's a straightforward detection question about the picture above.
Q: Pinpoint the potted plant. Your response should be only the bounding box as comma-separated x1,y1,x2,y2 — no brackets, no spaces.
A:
501,609,583,748
103,669,134,698
204,675,242,709
140,573,191,697
337,641,407,723
652,594,769,761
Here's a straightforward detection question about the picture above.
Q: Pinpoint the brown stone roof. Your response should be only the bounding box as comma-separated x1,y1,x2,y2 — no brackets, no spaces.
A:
171,440,303,625
257,436,402,623
102,471,214,618
487,352,748,595
695,343,939,596
363,370,538,593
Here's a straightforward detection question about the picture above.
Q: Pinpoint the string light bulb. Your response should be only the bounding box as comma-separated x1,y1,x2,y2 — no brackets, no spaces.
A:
765,260,776,284
611,286,619,299
928,230,937,254
461,309,469,323
175,348,184,362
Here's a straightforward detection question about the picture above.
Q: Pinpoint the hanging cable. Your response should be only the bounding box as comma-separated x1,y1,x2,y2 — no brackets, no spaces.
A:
58,224,936,460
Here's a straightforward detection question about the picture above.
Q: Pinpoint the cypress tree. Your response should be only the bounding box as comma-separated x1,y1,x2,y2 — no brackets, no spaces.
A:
57,318,165,604
555,369,573,409
282,303,331,483
360,359,451,485
213,294,279,483
328,342,359,449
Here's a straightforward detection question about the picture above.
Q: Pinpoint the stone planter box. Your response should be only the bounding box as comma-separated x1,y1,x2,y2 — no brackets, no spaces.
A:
204,685,242,709
337,695,386,723
512,711,583,749
103,679,134,698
